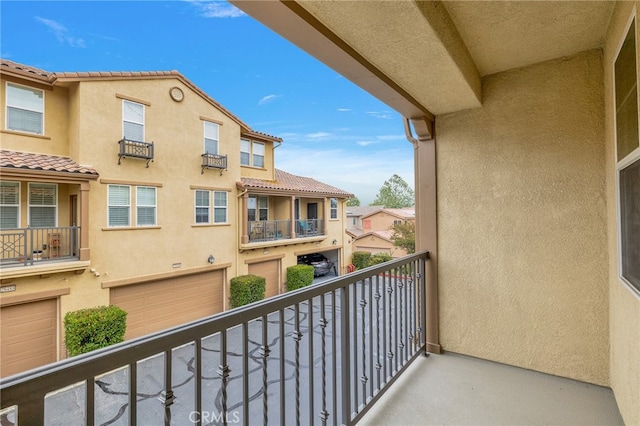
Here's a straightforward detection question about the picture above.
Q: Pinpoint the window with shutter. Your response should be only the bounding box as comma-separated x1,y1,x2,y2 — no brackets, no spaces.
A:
0,182,20,229
195,190,210,223
6,83,44,135
108,185,130,227
213,191,227,223
29,183,56,227
136,187,156,226
123,100,144,142
204,122,219,155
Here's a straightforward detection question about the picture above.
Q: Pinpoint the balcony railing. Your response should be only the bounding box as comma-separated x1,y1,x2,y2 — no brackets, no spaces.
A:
296,218,324,237
201,153,228,174
0,226,79,267
118,139,154,167
249,220,292,242
0,252,429,425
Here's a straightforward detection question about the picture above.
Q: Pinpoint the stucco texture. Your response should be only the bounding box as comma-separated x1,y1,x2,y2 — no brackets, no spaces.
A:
604,3,640,425
436,50,609,385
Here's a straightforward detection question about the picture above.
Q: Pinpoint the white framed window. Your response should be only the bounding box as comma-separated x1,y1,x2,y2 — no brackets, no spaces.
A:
214,191,227,223
0,181,20,229
241,139,265,168
248,195,268,221
28,183,56,227
123,100,144,142
6,82,44,135
108,185,130,227
204,121,219,155
136,186,156,226
330,198,338,219
614,14,640,294
195,190,210,223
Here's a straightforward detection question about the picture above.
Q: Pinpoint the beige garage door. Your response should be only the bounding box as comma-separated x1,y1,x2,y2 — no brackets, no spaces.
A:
1,298,57,377
249,260,280,298
111,271,224,340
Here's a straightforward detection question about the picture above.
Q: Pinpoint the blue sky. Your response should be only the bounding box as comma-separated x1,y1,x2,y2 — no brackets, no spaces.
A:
0,0,414,205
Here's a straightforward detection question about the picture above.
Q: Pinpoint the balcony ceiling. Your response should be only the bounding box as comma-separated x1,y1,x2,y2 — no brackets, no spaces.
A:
230,1,614,117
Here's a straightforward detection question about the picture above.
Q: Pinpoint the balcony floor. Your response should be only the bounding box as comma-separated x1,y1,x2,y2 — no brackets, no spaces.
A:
359,352,623,426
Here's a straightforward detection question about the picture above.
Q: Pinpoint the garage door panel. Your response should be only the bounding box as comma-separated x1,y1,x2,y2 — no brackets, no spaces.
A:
249,260,280,298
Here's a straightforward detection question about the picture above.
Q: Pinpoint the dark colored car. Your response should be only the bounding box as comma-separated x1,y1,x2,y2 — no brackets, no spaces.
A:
298,253,333,277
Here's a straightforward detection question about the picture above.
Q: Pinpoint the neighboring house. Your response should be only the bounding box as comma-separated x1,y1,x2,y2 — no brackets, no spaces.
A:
347,207,414,258
345,205,383,234
0,59,351,377
231,2,640,424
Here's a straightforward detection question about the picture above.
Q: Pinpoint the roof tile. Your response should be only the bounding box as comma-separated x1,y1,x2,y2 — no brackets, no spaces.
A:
0,150,99,176
241,169,353,198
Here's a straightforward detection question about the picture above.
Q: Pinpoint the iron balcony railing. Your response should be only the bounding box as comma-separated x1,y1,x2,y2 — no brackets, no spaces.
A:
118,139,154,167
295,219,324,237
249,220,292,242
0,252,429,425
0,226,80,267
201,153,228,174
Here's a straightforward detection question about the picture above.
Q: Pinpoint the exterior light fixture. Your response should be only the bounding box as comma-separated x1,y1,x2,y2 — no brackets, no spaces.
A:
208,255,215,264
332,239,338,245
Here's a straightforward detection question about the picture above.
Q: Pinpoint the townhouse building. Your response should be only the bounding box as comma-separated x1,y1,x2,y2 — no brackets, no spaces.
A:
0,59,351,377
346,207,415,257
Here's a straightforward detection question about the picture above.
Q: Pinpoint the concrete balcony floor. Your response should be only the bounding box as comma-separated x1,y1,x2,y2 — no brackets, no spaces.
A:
359,352,623,426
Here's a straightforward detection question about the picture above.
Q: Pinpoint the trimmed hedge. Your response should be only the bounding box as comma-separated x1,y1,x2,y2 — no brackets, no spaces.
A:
370,252,393,265
64,305,127,356
286,264,315,291
352,251,372,270
230,274,266,308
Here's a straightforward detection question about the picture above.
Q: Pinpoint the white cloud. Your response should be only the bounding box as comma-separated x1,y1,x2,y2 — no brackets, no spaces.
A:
186,1,245,18
35,17,86,48
356,140,379,147
376,134,406,141
306,132,332,140
366,111,393,120
258,94,280,105
337,108,351,112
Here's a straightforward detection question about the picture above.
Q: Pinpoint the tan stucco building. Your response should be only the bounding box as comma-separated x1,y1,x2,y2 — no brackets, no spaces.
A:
347,207,415,258
230,1,640,424
0,60,351,377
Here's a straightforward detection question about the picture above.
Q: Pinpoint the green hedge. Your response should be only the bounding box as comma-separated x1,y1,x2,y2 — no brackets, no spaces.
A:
286,264,315,291
230,274,266,308
370,252,393,265
352,251,372,270
64,305,127,356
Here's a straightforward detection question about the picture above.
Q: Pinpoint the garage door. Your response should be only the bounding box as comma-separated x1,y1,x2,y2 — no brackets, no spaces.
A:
1,298,57,377
111,271,224,340
249,260,280,298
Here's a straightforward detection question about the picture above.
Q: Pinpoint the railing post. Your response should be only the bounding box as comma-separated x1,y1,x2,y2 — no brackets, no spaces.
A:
340,285,351,425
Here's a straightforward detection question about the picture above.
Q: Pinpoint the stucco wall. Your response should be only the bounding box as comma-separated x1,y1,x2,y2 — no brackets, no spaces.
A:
604,3,640,425
436,50,609,385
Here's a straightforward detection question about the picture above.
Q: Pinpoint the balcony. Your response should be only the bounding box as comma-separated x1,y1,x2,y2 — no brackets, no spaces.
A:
118,139,154,167
201,153,228,174
0,253,429,425
248,219,325,243
0,226,80,268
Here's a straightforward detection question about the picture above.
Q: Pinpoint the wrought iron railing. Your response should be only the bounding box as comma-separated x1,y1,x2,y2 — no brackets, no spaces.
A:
0,252,429,425
118,139,154,167
0,226,79,267
296,218,324,237
249,220,292,242
201,153,228,174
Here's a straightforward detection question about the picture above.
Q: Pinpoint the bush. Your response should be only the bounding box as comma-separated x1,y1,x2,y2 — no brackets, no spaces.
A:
370,252,393,265
286,264,315,291
230,274,266,308
352,251,372,270
64,305,127,356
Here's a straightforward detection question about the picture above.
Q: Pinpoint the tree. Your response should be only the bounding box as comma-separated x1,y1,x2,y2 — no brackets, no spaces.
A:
371,174,414,208
391,221,415,254
346,197,360,206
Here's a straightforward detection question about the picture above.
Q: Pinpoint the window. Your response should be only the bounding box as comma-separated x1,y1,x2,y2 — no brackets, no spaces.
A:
29,183,56,227
123,100,144,142
6,82,44,134
241,139,265,168
214,191,227,223
330,198,338,219
108,185,130,227
136,186,156,226
248,195,268,221
615,16,640,293
0,182,20,229
204,121,219,155
352,217,357,226
195,190,210,223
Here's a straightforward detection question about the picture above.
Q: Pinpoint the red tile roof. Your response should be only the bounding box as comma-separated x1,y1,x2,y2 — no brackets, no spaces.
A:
0,150,99,176
240,169,353,198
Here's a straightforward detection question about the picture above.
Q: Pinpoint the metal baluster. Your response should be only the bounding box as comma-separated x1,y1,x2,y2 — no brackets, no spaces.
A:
129,362,137,424
261,315,270,426
159,350,175,426
420,258,427,351
331,291,338,426
393,268,399,374
352,282,359,411
308,298,314,426
386,274,394,379
319,295,329,426
243,323,249,424
195,339,202,426
359,278,368,407
217,331,230,426
340,285,351,424
280,309,286,426
368,276,374,398
398,269,406,364
86,377,94,426
293,303,302,426
374,275,382,392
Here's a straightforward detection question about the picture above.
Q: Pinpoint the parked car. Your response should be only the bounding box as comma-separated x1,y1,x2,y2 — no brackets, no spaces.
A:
298,253,333,277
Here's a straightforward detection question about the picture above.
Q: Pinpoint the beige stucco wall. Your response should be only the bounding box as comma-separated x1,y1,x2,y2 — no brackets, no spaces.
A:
436,49,609,385
365,211,413,232
604,3,640,425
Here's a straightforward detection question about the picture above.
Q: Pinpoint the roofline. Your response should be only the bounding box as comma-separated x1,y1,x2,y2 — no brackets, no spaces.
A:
0,167,99,183
236,182,351,199
361,208,416,220
352,230,394,242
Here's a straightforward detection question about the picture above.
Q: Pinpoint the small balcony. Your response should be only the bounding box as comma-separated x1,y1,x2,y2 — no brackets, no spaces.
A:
201,153,228,174
118,139,154,167
0,226,80,268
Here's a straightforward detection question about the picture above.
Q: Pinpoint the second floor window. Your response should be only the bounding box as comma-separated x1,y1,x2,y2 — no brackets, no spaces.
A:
195,190,228,224
241,139,265,168
330,198,338,219
214,191,227,223
29,183,56,227
248,195,268,221
6,82,44,135
123,100,144,141
136,186,157,226
0,181,20,229
108,185,130,227
204,121,219,155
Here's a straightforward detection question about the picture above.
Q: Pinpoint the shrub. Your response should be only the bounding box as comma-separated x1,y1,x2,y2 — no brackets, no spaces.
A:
64,305,127,356
370,252,393,265
229,274,266,308
286,264,315,291
352,251,372,270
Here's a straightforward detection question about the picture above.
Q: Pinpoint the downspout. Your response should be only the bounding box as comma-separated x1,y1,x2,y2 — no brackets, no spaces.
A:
404,116,441,355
